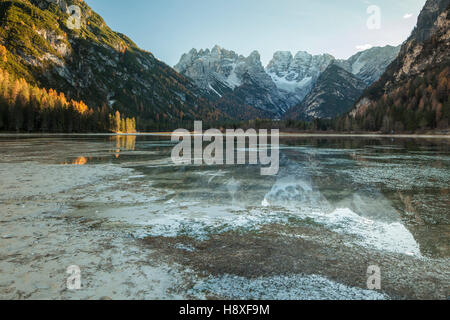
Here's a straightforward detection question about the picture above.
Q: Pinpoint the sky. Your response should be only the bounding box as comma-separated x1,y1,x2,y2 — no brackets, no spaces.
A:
85,0,426,67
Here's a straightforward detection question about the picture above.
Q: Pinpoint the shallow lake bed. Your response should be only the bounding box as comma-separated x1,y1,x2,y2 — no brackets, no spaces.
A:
0,134,448,299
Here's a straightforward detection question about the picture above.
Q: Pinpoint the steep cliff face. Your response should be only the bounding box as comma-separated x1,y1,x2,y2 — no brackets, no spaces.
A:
175,46,289,117
390,0,449,84
0,0,223,130
284,64,367,120
175,46,240,98
266,51,335,107
353,0,450,119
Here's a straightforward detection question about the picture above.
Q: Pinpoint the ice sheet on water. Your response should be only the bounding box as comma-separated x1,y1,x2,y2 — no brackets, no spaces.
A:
261,160,421,256
362,154,450,162
190,274,389,300
278,146,363,154
122,156,422,256
260,195,421,256
101,153,420,256
132,204,288,240
307,208,421,256
343,162,450,190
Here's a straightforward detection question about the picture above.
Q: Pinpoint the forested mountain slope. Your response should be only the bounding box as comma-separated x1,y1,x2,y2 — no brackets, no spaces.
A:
350,0,449,132
0,0,224,131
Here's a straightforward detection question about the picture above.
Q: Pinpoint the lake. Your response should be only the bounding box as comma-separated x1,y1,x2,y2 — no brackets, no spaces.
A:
0,134,448,299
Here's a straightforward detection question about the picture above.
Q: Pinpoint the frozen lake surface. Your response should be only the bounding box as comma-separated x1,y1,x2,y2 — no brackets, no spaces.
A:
0,134,448,299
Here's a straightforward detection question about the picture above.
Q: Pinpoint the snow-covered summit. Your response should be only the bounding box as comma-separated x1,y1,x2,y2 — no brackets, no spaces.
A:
266,51,335,105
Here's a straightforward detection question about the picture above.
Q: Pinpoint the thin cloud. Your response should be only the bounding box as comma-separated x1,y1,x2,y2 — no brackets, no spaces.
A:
403,13,413,19
356,44,373,51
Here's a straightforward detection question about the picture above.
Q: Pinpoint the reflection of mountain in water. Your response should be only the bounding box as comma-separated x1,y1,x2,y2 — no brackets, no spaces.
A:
266,151,421,256
138,142,422,256
263,158,331,212
111,135,136,151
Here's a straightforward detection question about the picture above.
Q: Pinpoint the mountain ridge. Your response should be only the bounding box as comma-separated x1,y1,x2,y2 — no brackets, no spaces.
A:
0,0,225,131
175,45,290,118
284,63,367,120
175,44,401,120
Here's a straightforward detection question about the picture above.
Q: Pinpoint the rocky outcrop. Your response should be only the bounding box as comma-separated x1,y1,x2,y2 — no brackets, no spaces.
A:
352,0,450,117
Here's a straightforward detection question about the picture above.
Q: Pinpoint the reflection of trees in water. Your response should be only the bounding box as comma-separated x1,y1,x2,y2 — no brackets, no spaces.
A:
72,156,87,165
110,135,136,158
61,156,89,165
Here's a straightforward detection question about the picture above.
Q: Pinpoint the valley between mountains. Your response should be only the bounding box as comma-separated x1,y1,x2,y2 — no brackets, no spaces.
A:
0,0,448,132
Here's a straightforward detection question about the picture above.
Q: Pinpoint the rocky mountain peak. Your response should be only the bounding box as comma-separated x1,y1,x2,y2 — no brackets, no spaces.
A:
188,48,198,55
248,50,261,59
175,43,401,119
265,50,336,107
266,51,293,75
266,51,335,78
210,45,238,59
352,0,449,124
414,0,450,43
174,45,289,116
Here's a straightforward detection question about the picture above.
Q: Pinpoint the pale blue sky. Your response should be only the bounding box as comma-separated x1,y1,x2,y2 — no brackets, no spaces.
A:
85,0,426,66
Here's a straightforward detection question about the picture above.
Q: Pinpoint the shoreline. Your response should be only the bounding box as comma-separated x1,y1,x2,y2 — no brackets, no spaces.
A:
0,132,449,139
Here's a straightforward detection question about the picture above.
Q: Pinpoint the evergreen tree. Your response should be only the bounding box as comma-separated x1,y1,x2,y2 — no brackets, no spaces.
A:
0,68,136,133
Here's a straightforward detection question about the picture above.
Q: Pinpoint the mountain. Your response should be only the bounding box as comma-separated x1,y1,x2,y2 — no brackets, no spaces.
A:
266,51,334,106
0,0,223,132
350,0,449,132
175,46,289,118
336,45,401,85
284,64,367,120
267,47,400,110
0,66,137,133
0,0,411,131
176,45,400,120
